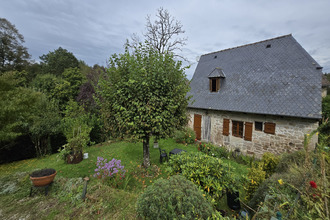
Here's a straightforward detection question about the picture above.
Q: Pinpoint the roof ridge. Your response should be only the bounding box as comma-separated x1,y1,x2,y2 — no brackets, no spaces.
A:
203,34,293,56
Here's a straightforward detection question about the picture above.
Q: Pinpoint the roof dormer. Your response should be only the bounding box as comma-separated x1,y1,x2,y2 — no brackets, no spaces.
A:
208,68,225,92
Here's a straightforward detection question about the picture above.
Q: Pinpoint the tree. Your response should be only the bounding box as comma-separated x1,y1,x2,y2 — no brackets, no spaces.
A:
28,96,61,157
0,18,30,73
40,47,79,76
128,8,187,58
0,71,40,143
97,44,190,167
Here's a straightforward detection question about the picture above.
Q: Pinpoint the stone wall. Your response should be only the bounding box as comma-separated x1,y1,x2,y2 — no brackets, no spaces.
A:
188,108,319,157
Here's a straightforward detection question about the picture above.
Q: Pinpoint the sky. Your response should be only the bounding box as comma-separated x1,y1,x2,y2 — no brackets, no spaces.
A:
1,0,330,79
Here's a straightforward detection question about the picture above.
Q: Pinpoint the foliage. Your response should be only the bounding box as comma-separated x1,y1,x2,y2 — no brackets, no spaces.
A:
174,127,196,144
136,175,214,220
97,44,190,167
39,47,79,76
0,18,30,73
250,131,330,219
31,73,60,97
60,100,92,158
276,150,306,173
166,152,241,202
27,95,61,157
244,164,266,201
260,152,279,178
0,71,41,142
199,142,230,159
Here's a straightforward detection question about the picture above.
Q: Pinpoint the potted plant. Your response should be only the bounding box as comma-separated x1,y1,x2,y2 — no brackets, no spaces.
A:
60,100,92,164
30,168,57,187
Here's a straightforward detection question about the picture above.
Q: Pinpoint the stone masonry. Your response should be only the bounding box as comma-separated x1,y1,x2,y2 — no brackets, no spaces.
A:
188,108,319,157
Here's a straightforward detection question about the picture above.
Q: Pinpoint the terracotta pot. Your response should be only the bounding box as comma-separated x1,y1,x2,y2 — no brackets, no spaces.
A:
30,171,57,187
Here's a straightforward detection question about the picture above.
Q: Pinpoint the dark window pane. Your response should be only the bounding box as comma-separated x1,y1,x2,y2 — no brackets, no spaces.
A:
255,121,263,131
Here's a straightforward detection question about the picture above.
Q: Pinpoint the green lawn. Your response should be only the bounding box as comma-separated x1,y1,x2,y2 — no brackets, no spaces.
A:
0,138,248,219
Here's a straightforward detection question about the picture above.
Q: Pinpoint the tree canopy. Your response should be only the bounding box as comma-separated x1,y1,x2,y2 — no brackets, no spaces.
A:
40,47,79,76
97,44,190,167
0,18,30,73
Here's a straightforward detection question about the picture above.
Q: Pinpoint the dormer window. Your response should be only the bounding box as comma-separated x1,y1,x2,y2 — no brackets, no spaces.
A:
208,67,226,93
210,78,220,92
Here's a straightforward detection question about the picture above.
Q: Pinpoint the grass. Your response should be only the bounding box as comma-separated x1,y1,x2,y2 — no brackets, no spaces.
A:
0,138,248,219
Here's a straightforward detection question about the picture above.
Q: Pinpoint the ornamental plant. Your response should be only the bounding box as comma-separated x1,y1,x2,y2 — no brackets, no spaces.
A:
173,127,196,145
94,157,126,179
166,152,242,202
136,175,214,219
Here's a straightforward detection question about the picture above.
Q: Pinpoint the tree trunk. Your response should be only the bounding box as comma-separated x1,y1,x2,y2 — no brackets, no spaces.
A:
142,135,151,168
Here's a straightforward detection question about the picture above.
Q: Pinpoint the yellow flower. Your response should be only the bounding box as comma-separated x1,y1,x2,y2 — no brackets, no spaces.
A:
306,134,310,136
278,179,284,185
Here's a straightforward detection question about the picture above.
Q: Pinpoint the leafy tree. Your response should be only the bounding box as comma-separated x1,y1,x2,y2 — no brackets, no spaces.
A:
40,47,79,76
128,8,187,59
27,96,61,157
0,18,30,73
97,44,190,167
0,72,40,143
32,67,85,110
31,73,60,97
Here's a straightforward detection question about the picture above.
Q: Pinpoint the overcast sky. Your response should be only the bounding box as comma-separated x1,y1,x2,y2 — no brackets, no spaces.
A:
1,0,330,79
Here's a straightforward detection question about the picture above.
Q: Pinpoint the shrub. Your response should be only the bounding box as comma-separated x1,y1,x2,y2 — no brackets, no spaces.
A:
244,164,266,201
166,152,241,201
275,150,306,173
174,127,196,144
136,175,214,220
260,152,279,178
199,143,230,159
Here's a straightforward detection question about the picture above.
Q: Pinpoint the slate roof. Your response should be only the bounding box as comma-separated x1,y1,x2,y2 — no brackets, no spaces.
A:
188,34,322,119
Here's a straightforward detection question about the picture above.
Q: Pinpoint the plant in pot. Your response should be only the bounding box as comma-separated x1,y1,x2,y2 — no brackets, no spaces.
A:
30,168,57,187
59,100,92,164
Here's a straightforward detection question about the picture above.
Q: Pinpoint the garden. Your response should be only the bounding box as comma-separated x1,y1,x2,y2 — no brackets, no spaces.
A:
0,127,328,219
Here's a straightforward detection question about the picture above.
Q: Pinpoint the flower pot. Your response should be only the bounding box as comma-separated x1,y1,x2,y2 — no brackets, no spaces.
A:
66,151,83,164
227,191,241,210
30,169,57,187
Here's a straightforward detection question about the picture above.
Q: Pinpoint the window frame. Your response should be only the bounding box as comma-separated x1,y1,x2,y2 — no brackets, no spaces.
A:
209,78,220,92
232,120,244,138
255,121,263,131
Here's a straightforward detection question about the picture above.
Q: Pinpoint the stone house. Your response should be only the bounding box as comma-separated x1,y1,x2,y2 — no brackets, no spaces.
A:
187,34,322,157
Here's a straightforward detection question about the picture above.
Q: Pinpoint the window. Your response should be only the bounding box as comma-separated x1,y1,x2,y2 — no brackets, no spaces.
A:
264,122,276,134
232,121,243,138
209,78,220,92
255,121,263,131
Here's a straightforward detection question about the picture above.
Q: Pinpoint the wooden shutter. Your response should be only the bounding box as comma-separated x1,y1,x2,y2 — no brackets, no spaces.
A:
244,122,253,141
209,79,212,92
194,114,202,140
223,119,229,136
264,122,276,134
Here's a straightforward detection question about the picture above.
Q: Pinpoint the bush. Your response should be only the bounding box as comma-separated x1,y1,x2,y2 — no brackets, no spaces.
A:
166,152,241,201
199,143,230,159
260,152,279,178
276,150,306,173
174,127,196,144
136,175,214,220
244,164,266,201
